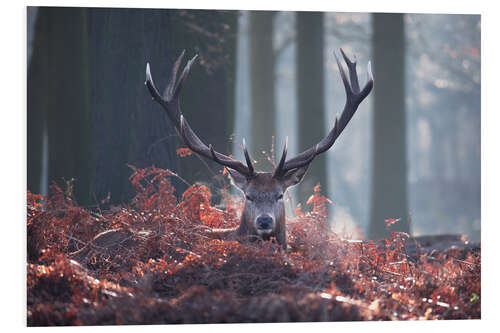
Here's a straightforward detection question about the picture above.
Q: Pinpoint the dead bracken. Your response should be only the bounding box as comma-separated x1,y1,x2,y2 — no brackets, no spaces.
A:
27,166,480,325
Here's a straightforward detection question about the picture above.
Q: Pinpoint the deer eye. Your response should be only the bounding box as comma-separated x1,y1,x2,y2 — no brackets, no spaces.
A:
276,194,283,200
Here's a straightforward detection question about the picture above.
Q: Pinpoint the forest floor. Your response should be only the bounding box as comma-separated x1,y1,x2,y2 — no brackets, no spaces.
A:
27,166,480,325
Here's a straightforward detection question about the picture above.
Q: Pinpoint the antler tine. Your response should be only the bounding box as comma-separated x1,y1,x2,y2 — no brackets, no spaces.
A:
145,63,163,105
339,48,360,94
208,143,226,165
273,137,288,178
173,54,199,100
362,61,374,101
273,49,373,177
146,52,254,177
334,51,351,99
165,50,186,99
242,138,255,175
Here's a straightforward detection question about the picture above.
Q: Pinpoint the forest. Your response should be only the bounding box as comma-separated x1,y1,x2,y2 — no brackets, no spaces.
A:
26,7,481,325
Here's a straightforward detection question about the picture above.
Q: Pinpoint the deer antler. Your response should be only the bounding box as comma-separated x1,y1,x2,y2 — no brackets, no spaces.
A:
273,48,373,178
145,51,256,177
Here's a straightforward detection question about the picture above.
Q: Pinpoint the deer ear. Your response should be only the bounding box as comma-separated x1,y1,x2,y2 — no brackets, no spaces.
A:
281,166,309,189
227,168,248,192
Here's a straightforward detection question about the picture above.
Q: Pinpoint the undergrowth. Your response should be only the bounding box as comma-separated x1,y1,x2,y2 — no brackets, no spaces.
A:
26,166,480,325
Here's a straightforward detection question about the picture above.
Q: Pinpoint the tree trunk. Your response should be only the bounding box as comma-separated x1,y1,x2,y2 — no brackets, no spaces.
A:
28,7,93,205
369,13,409,240
27,7,238,206
87,8,180,205
295,12,327,213
27,7,45,196
249,11,276,168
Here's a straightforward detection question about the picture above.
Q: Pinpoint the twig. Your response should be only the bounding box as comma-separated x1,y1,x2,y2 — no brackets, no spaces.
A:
169,170,192,187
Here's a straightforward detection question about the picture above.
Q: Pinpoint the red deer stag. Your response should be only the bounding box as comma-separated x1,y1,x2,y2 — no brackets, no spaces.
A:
145,49,373,249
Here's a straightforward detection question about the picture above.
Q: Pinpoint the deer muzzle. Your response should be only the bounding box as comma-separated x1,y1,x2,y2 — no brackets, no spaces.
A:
256,214,275,236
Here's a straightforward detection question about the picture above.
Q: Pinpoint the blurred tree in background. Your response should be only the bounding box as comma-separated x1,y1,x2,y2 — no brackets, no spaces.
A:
27,7,237,206
296,11,327,218
28,8,93,205
369,13,409,239
249,11,276,167
405,14,481,240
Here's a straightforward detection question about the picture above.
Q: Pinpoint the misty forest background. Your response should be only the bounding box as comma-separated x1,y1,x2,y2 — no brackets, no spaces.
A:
27,7,480,241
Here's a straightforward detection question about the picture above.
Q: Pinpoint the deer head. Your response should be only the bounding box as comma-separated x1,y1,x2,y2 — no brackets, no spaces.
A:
145,49,373,249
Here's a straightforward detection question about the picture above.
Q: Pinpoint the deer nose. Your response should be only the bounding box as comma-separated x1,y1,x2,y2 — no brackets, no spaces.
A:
257,215,273,230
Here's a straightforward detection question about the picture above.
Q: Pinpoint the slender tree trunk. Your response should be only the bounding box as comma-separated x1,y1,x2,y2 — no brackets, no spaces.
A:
295,12,327,212
27,8,46,196
249,11,276,168
369,13,409,240
225,15,238,161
